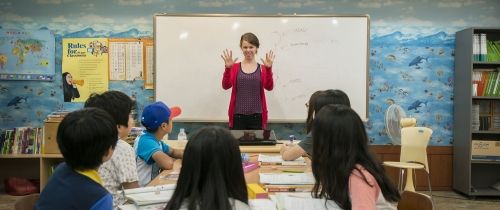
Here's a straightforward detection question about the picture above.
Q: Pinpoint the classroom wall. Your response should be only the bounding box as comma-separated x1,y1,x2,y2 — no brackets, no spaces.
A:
1,0,499,145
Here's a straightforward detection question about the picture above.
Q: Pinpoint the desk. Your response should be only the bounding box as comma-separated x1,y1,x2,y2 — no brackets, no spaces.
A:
164,140,286,153
148,153,311,186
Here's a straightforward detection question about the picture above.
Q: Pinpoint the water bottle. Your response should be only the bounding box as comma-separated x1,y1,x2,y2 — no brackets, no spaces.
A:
177,128,187,140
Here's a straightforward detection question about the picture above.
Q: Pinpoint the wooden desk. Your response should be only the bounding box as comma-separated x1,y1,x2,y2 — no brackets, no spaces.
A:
164,140,286,153
148,154,311,186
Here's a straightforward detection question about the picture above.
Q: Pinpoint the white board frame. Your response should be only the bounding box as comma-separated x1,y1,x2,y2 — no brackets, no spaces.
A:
154,14,369,122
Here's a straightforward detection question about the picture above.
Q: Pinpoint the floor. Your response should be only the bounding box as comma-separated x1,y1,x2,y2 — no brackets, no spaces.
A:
1,191,499,209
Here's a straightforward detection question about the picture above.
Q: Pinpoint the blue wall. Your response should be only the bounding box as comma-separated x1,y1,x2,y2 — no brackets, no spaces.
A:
1,0,500,145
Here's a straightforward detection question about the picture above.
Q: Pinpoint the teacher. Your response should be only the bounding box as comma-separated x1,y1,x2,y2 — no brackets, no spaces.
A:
221,32,275,130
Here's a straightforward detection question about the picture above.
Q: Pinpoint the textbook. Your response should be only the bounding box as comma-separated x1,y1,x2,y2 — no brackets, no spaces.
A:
259,173,315,185
258,154,307,166
122,184,176,206
247,183,268,199
264,184,313,192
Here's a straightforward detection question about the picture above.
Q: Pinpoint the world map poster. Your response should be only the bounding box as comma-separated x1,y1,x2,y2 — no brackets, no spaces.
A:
0,29,55,81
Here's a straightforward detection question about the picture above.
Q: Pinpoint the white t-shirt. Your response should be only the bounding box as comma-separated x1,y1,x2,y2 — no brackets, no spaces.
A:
99,139,138,209
134,132,170,186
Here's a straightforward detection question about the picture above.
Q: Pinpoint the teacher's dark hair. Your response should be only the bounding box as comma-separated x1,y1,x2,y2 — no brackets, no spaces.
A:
165,126,248,210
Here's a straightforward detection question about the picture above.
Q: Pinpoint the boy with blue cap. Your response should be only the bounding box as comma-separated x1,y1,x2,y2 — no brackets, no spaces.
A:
134,101,184,186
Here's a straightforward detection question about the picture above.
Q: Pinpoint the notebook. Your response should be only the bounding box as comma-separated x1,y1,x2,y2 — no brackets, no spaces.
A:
230,130,278,146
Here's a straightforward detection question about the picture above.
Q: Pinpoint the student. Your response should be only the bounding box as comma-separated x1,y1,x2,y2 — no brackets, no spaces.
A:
221,32,275,130
62,72,80,102
165,126,249,210
311,105,400,210
36,108,117,210
281,89,351,161
84,90,139,209
134,101,184,186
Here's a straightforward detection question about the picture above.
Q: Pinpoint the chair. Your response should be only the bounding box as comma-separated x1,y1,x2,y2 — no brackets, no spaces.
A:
397,191,433,210
383,127,433,194
14,193,39,210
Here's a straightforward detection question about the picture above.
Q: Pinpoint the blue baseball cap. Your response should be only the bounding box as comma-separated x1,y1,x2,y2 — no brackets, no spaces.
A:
141,101,181,130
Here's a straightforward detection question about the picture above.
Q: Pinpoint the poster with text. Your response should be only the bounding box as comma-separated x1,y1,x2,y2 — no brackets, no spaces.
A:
62,38,109,102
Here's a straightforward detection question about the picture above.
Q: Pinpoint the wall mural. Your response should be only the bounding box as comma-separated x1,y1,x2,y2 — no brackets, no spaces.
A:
1,0,499,145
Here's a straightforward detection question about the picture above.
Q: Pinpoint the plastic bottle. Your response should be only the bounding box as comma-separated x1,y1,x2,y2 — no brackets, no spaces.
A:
177,128,187,140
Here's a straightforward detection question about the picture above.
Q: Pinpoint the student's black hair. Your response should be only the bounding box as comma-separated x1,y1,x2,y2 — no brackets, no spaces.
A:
305,89,351,133
57,108,118,170
143,120,169,133
84,90,136,127
311,104,400,209
165,126,248,210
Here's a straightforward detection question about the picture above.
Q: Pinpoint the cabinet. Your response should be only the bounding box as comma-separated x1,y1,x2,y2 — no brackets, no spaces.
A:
453,27,500,197
0,120,63,191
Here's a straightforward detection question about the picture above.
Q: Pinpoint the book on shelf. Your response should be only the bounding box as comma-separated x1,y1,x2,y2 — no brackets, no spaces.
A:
0,127,42,155
487,40,500,62
474,33,480,61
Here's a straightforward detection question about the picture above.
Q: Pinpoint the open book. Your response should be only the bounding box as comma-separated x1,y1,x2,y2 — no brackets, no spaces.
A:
122,184,176,206
272,193,342,210
260,173,315,185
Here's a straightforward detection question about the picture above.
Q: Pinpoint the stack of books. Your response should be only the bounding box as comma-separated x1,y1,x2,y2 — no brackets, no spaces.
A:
46,110,70,122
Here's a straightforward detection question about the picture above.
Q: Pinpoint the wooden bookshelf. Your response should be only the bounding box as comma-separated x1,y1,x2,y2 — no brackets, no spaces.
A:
0,120,63,191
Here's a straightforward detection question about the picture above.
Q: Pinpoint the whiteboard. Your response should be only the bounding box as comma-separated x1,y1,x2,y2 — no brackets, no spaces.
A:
154,14,369,122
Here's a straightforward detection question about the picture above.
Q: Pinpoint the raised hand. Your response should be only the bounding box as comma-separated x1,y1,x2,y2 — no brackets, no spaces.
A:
260,50,275,68
221,49,238,68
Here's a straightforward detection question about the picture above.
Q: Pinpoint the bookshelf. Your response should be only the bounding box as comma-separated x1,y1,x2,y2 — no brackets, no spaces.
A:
454,27,500,197
0,119,64,191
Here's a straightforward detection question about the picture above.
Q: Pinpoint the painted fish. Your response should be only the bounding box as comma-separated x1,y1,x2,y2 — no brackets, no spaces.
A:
408,56,428,67
407,100,427,111
7,96,28,107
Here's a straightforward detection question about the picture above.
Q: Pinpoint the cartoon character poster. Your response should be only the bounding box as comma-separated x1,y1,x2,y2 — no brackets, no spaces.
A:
62,38,109,102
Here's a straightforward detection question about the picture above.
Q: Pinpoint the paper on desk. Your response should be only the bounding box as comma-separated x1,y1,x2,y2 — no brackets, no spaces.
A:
259,173,315,185
118,203,166,210
122,184,176,195
272,193,341,210
258,154,306,165
122,184,176,206
249,199,276,210
125,190,173,206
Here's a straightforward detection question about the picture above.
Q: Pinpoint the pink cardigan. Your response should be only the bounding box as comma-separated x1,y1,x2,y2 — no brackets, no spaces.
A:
222,63,274,129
